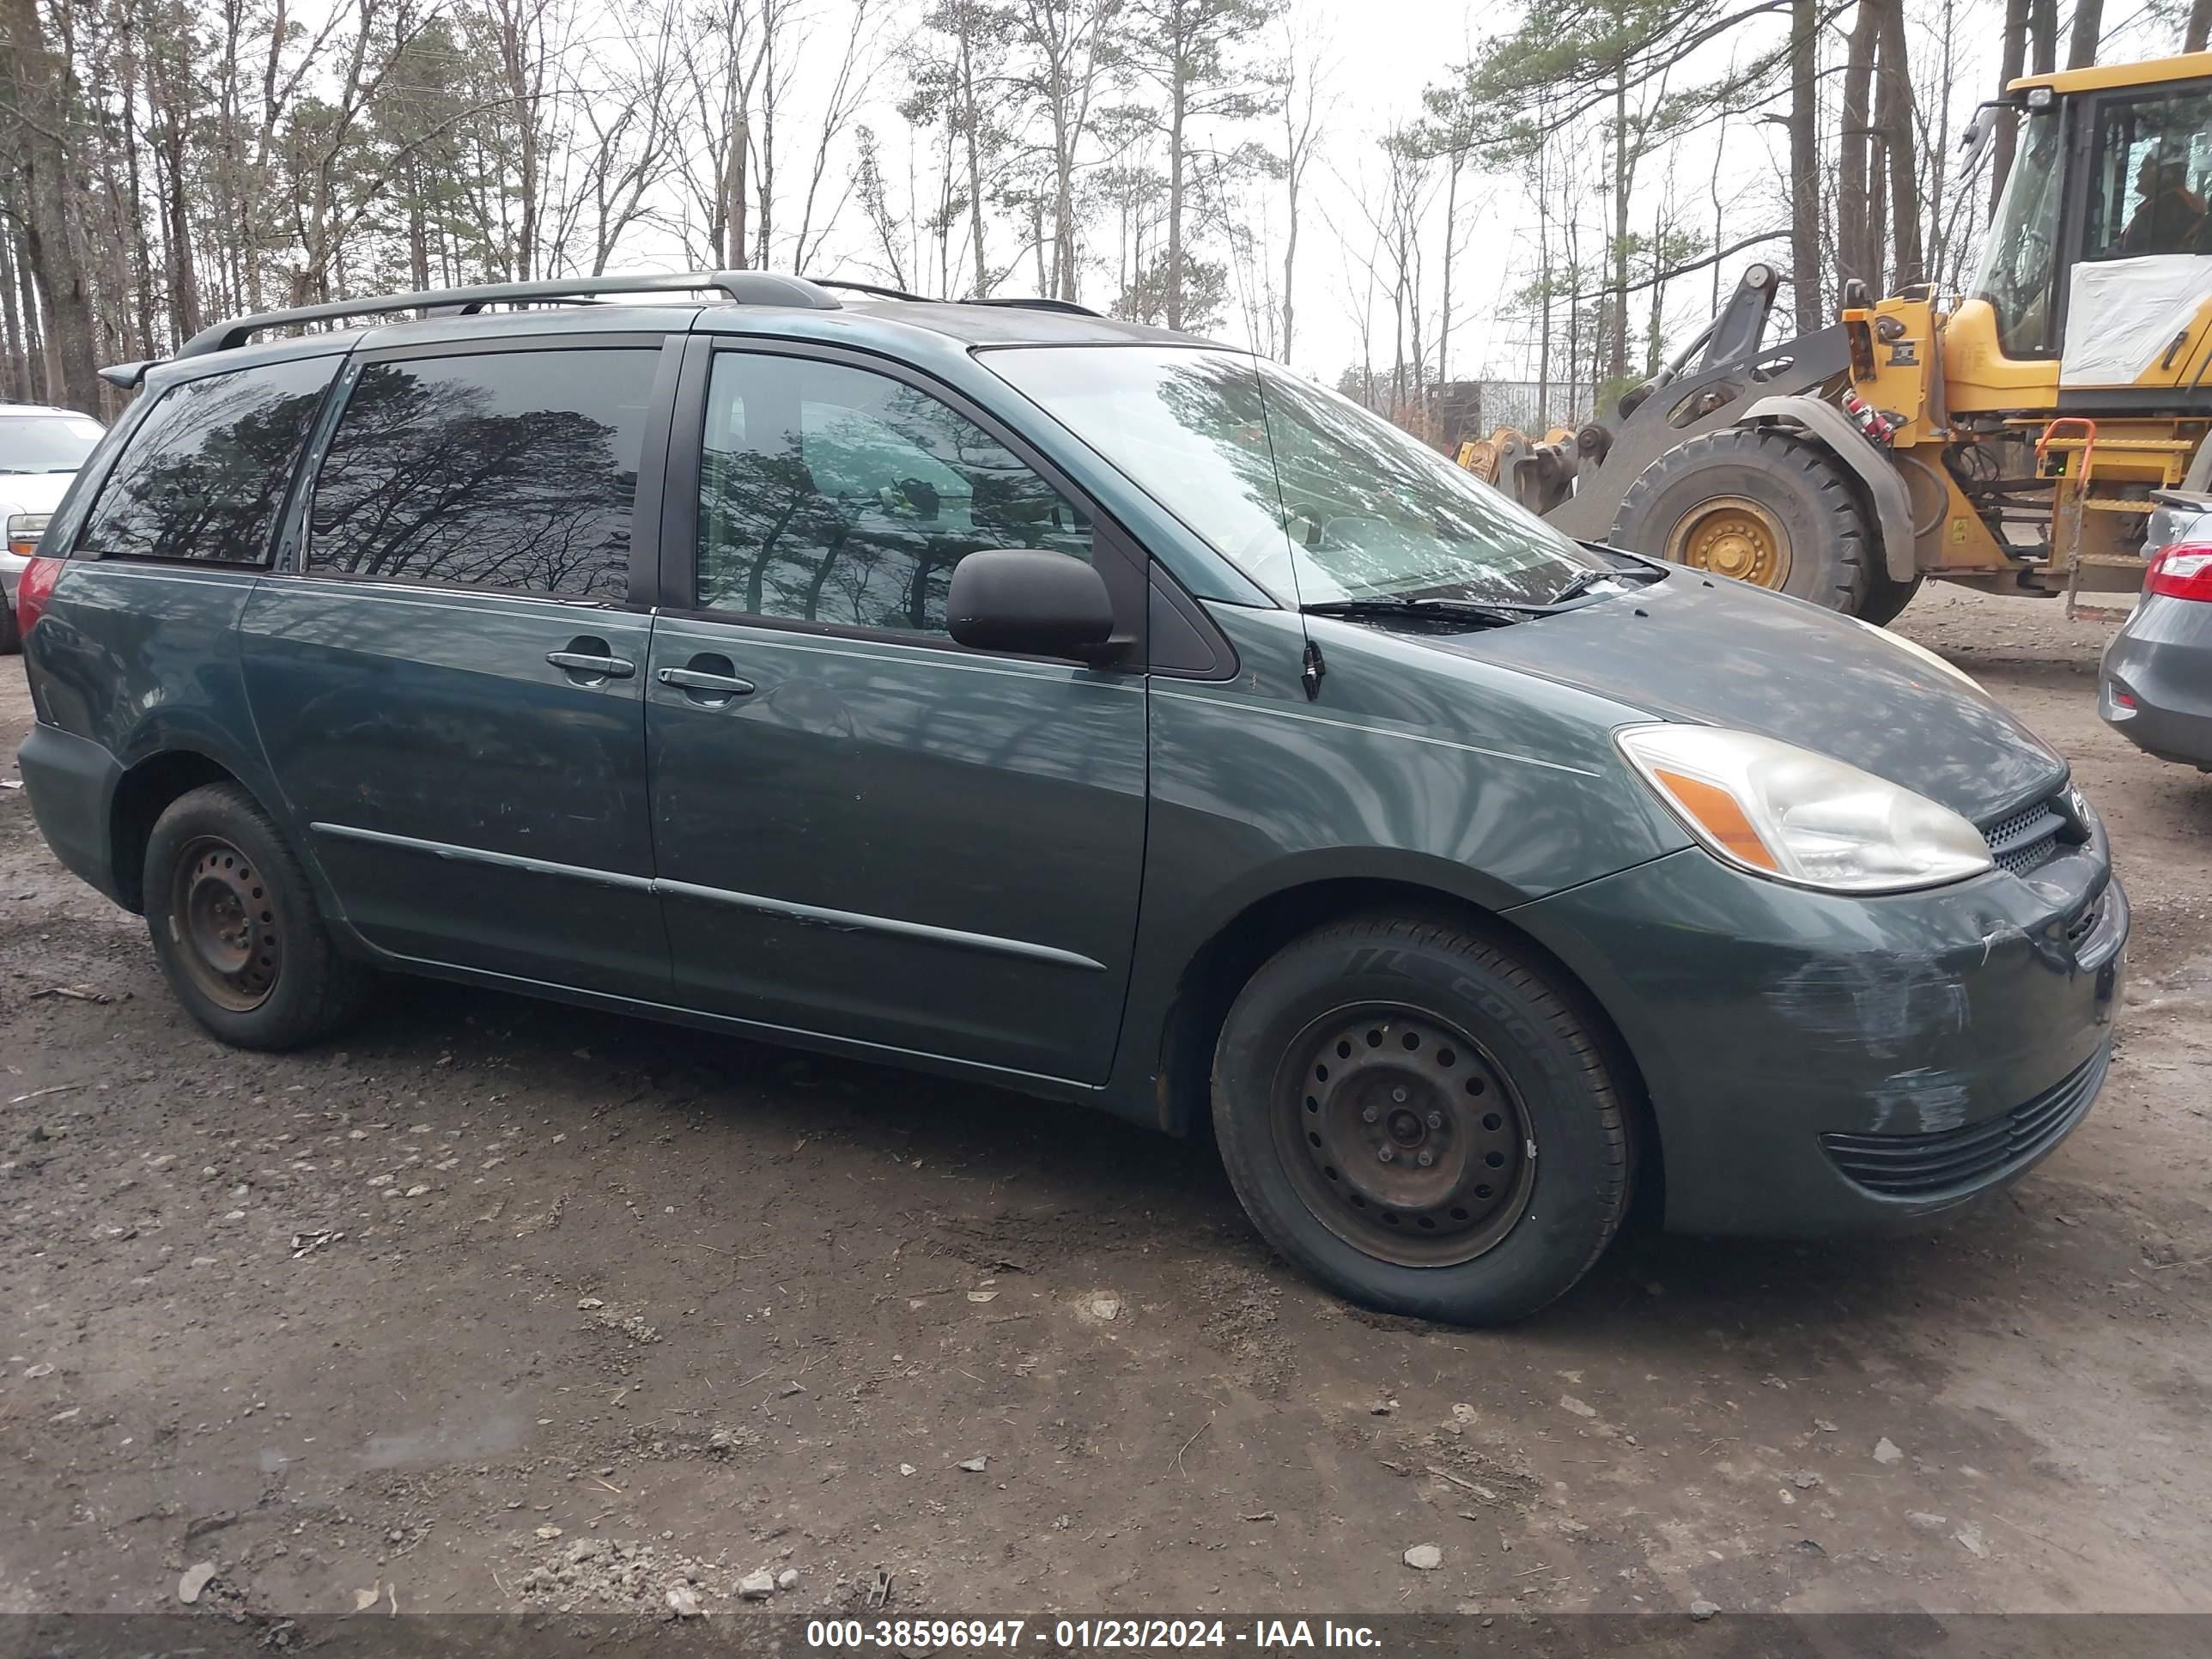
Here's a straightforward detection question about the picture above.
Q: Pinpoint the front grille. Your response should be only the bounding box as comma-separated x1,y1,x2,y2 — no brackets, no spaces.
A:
1980,797,2068,876
1820,1044,2108,1199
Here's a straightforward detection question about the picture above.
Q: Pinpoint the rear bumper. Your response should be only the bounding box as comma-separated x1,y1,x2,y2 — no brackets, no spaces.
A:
16,720,126,906
1512,835,2126,1237
2100,594,2212,769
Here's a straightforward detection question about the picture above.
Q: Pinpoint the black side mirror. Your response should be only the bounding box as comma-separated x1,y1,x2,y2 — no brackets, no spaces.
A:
946,549,1117,659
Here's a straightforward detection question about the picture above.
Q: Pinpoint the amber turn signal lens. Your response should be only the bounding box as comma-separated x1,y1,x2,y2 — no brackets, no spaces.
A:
1650,767,1782,872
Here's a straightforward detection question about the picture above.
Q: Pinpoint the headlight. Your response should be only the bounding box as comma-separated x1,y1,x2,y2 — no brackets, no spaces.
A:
1617,724,1994,894
6,513,51,557
1848,614,1982,691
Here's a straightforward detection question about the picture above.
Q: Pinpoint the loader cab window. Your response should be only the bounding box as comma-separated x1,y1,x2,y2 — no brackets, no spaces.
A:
2082,85,2212,261
1968,107,2065,356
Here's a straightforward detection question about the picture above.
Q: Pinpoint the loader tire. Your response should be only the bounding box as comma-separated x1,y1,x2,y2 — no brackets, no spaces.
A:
1856,569,1923,628
1611,427,1873,614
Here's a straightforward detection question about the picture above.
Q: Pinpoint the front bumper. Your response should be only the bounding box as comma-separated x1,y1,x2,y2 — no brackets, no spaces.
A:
2100,592,2212,770
1512,833,2125,1236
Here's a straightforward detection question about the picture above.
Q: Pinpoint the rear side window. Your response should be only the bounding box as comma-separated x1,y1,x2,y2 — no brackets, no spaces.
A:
307,348,659,599
76,357,337,564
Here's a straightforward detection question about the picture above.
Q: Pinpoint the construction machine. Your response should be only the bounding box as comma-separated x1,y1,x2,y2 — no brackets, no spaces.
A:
1459,50,2212,623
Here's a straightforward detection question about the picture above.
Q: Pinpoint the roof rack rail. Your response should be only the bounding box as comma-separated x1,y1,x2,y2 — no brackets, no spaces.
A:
800,276,1105,318
803,276,930,303
173,270,841,362
969,296,1103,318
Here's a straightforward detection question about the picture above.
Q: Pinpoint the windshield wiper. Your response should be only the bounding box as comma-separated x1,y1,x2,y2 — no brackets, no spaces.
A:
1545,559,1665,607
1302,597,1522,628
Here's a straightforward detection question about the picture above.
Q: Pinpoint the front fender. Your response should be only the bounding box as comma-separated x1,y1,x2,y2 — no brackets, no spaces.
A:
1741,393,1917,581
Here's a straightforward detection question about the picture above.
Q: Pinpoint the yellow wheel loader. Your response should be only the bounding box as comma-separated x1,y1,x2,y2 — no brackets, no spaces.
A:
1462,51,2212,623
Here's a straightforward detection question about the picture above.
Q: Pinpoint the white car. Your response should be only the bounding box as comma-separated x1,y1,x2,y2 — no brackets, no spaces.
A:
2,404,106,653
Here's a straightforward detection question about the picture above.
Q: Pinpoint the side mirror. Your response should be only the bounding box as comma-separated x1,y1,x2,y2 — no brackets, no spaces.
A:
1956,100,2004,184
946,549,1118,659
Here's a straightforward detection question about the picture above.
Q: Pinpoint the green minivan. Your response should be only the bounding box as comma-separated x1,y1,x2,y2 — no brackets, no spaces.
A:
14,273,2125,1324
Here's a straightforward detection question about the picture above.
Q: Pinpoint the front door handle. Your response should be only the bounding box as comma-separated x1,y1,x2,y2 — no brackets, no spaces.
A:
658,665,757,699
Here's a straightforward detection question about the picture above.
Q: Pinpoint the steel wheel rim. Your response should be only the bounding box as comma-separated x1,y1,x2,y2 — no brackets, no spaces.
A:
1667,495,1790,587
170,836,280,1012
1271,1005,1537,1268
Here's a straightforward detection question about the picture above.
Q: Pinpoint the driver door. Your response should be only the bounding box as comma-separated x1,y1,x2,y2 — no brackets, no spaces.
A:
643,344,1149,1083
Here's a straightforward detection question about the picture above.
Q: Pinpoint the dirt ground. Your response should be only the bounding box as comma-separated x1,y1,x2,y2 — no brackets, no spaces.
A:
1,582,2208,1625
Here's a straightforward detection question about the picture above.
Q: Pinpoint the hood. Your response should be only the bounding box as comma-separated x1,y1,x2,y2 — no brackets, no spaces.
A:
0,471,74,518
1432,571,2065,825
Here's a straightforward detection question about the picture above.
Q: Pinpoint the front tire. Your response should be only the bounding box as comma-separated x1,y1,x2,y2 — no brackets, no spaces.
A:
143,781,374,1049
1212,914,1631,1326
0,590,20,654
1612,427,1873,614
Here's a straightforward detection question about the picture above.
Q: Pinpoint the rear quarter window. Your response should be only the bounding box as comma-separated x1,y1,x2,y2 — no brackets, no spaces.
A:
76,356,338,564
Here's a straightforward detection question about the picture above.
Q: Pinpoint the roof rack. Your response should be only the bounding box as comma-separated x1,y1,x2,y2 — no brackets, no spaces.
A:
800,276,1103,319
969,296,1103,318
172,270,841,363
804,277,931,303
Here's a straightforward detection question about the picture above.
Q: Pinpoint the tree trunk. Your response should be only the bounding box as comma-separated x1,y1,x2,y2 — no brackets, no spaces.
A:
2029,0,2057,74
1788,0,1822,331
11,224,45,400
2190,0,2212,52
1876,0,1923,288
1992,0,2028,210
1607,69,1631,384
0,231,23,399
1050,77,1076,300
1165,70,1187,330
2066,0,2100,66
961,22,988,297
1437,151,1459,386
1,0,100,413
726,113,750,269
1838,0,1881,295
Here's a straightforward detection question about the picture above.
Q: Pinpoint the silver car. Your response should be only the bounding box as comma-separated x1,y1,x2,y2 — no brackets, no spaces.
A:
2100,490,2212,771
2,404,106,653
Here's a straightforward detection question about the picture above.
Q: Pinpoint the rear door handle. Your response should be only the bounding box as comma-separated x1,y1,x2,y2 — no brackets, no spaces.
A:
657,666,757,696
547,651,636,679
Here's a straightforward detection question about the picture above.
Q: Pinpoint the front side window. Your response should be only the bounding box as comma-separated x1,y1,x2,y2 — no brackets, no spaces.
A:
2083,86,2212,260
1968,108,2066,356
0,413,104,475
987,346,1605,608
307,348,659,599
696,351,1094,635
76,358,335,563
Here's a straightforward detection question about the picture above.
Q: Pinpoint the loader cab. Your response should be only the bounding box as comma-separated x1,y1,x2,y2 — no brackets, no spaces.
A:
1962,55,2212,395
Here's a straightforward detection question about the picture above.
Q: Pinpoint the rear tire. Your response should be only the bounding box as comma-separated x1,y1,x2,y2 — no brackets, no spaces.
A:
1612,426,1873,614
143,781,374,1049
1211,913,1631,1326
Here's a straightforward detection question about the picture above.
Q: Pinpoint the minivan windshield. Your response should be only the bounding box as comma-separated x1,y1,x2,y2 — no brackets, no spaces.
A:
987,346,1608,608
0,412,104,473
